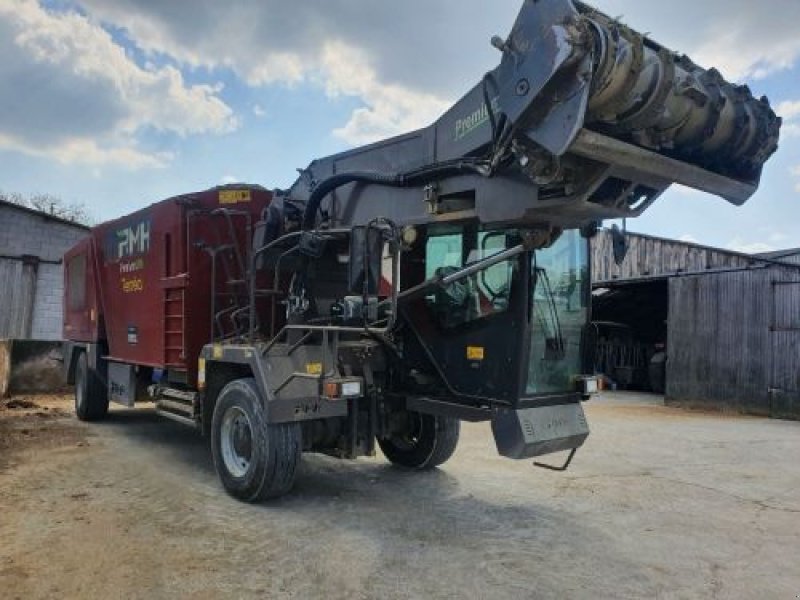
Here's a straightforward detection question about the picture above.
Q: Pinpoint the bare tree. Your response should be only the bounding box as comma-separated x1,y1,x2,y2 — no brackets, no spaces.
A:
0,191,93,226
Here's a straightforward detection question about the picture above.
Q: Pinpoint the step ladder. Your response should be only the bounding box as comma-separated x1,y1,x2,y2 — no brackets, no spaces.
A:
153,386,196,428
163,286,186,368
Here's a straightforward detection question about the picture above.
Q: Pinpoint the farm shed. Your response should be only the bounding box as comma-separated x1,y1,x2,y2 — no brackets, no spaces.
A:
0,199,89,340
0,200,89,395
590,230,800,420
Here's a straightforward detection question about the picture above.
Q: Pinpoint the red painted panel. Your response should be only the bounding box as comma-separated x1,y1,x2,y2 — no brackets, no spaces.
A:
63,185,273,387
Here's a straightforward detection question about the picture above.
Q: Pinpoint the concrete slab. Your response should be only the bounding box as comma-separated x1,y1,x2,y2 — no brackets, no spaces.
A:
0,391,798,599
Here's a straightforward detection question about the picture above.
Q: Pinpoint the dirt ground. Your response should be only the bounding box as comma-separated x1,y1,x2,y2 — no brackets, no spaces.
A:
0,393,798,600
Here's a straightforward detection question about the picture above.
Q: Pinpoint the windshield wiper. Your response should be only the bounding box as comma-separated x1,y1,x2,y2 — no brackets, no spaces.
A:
534,266,566,360
398,243,527,304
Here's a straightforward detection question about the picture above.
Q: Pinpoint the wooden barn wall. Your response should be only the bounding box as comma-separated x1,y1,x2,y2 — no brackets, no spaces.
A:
592,230,755,283
667,266,800,419
0,258,36,339
770,278,800,419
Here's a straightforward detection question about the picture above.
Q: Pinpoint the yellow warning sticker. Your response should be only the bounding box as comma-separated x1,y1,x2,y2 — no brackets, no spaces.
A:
219,189,252,205
213,344,223,359
467,346,485,361
306,362,323,376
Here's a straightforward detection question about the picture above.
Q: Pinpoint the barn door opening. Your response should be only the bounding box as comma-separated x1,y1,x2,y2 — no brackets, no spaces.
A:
769,281,800,420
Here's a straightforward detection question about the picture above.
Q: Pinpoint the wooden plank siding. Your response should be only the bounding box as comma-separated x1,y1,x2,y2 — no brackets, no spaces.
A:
666,266,800,419
0,257,37,339
589,230,800,419
592,230,757,284
756,249,800,266
770,280,800,418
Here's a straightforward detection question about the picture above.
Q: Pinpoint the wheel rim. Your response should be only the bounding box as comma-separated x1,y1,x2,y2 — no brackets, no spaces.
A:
390,413,424,451
220,406,254,478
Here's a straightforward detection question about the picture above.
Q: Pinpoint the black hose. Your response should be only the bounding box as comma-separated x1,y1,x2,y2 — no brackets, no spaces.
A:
301,159,491,229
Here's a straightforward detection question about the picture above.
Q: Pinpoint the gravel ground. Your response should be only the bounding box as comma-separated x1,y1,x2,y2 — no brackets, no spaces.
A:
0,392,798,599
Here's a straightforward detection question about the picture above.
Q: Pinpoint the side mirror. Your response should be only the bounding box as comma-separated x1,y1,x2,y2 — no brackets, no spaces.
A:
349,226,383,295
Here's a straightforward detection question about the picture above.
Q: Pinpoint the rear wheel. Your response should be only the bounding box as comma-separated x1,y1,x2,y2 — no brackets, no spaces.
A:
379,412,460,469
211,378,301,502
74,352,108,422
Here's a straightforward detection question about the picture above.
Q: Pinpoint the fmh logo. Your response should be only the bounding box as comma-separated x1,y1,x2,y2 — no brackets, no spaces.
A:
110,219,151,261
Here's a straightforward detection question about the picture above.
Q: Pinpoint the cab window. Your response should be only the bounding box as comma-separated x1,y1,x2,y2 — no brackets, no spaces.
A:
424,229,516,329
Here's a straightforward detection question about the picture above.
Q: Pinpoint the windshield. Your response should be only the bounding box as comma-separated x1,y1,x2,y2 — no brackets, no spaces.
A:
527,230,589,395
425,230,516,329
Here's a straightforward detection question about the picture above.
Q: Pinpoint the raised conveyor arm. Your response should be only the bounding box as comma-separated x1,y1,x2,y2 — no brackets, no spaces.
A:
294,0,781,231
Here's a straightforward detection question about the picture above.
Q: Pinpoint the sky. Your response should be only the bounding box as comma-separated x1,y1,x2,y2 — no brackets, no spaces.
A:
0,0,798,254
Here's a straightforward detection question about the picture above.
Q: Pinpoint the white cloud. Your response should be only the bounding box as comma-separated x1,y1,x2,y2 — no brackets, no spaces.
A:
72,0,795,147
75,0,464,145
599,0,800,81
253,104,266,118
727,239,776,254
768,231,789,245
220,175,239,184
778,101,800,120
76,0,514,98
777,100,800,138
692,27,800,81
0,0,237,168
678,234,699,244
791,165,800,193
321,42,450,145
0,133,170,168
2,0,794,161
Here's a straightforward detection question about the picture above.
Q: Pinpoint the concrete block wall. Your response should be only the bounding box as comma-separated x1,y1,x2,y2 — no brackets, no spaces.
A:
0,204,89,340
31,263,65,340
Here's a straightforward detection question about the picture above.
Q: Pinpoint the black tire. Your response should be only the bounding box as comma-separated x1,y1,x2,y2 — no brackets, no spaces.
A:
211,378,301,502
379,412,460,469
74,352,109,422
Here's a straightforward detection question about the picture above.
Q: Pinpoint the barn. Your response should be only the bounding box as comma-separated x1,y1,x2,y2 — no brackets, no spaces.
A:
0,200,89,396
0,199,89,340
590,229,800,420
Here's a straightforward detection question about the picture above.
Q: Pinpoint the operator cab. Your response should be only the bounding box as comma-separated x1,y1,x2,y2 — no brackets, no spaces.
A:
403,225,590,408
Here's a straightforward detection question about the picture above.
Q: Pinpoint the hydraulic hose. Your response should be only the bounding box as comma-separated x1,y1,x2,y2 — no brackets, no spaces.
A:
302,159,490,229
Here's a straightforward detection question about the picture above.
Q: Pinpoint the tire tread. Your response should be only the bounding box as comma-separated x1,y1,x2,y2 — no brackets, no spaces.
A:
379,413,460,470
211,378,301,502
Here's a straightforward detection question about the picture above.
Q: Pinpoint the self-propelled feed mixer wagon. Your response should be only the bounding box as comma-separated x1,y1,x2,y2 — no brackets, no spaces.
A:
63,0,781,501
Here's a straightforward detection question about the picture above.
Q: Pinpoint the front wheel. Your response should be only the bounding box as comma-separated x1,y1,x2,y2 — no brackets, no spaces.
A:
211,378,301,502
379,412,460,469
74,352,108,422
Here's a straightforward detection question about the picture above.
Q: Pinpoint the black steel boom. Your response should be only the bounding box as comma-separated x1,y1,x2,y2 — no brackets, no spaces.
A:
290,0,780,233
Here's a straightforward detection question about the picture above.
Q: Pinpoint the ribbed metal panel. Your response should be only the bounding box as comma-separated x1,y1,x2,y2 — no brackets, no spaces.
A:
0,258,36,339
